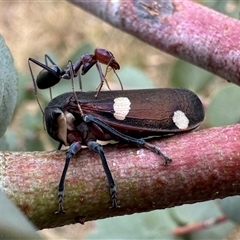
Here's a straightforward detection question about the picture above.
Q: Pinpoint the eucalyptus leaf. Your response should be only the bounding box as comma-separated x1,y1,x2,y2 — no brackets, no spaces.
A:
207,85,240,127
86,210,176,240
0,135,9,150
1,130,19,151
217,196,240,224
64,42,94,65
203,0,239,19
170,201,234,239
0,35,18,138
171,60,212,92
120,66,155,89
0,191,41,239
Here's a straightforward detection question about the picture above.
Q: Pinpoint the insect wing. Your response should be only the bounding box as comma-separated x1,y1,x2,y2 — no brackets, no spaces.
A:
72,89,204,134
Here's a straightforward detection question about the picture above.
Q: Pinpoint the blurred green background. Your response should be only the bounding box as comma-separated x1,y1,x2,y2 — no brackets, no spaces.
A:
1,0,240,239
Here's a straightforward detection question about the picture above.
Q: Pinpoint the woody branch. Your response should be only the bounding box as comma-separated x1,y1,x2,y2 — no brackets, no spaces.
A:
1,0,240,230
69,0,240,86
1,125,240,229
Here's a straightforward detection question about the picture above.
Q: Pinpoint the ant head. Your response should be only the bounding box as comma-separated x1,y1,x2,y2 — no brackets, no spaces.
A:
94,48,120,70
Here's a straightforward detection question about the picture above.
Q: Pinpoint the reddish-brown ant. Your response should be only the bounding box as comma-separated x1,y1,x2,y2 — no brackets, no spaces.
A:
28,48,123,100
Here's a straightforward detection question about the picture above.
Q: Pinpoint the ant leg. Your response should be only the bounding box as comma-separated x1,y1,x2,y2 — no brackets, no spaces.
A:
95,62,111,97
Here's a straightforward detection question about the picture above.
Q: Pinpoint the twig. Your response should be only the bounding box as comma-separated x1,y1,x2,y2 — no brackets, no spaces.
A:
1,124,240,229
172,215,228,235
69,0,240,86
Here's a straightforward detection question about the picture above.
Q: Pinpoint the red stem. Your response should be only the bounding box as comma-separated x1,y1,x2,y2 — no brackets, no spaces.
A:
172,215,228,235
69,0,240,86
1,124,240,229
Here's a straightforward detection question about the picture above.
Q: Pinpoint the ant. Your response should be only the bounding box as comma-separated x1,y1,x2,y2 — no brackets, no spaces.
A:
28,48,123,103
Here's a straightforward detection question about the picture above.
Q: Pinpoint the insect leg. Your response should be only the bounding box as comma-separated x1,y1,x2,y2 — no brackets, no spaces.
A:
83,115,172,165
28,59,44,114
95,62,111,97
55,141,82,214
88,141,120,208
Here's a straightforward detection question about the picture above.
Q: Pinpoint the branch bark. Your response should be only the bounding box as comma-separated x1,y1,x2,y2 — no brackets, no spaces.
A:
69,0,240,86
1,124,240,229
2,0,240,230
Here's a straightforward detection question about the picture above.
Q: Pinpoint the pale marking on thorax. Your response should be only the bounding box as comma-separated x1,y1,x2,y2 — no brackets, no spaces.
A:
172,110,189,129
57,111,68,145
57,111,75,146
113,97,131,120
65,111,75,131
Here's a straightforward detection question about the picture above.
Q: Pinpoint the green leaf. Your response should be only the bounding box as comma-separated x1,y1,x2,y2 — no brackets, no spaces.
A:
170,201,234,239
217,196,240,224
119,66,156,89
207,85,240,127
0,135,9,150
0,191,41,239
23,112,44,151
86,202,234,239
1,131,19,151
64,42,94,65
0,35,18,138
171,60,212,92
203,1,239,19
86,210,177,240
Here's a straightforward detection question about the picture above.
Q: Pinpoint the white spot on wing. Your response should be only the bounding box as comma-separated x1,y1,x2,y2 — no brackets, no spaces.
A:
173,110,189,129
113,97,131,120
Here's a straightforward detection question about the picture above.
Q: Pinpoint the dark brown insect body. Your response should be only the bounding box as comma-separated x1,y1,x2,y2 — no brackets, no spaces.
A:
44,88,204,213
